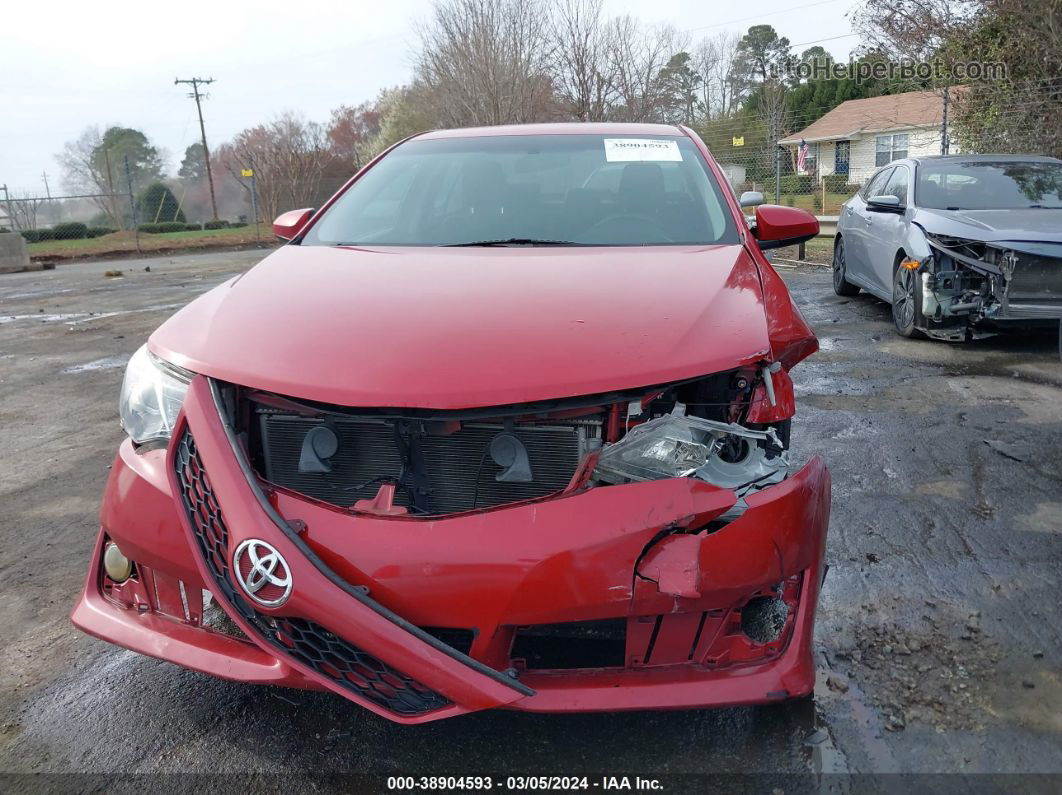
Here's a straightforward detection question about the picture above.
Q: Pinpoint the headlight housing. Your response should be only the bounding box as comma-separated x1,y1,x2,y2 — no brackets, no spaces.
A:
119,345,192,444
592,409,788,494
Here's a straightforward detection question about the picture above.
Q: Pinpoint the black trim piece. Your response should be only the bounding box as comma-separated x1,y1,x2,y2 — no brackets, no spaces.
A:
206,378,535,698
243,371,725,423
755,233,818,251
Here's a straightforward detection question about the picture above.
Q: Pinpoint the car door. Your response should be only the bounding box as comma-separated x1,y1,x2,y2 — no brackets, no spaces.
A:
865,164,912,295
842,166,893,291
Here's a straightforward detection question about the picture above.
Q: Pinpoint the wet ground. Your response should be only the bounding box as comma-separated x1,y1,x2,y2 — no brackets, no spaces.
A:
0,251,1060,789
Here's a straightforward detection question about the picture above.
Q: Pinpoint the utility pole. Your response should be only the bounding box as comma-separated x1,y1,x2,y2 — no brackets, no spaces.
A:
42,171,51,199
941,85,950,155
175,76,219,221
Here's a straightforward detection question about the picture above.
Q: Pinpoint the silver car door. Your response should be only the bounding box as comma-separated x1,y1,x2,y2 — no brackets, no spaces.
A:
867,165,912,295
844,167,893,290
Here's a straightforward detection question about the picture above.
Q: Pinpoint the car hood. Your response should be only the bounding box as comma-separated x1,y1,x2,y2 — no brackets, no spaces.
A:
150,244,771,409
914,207,1062,244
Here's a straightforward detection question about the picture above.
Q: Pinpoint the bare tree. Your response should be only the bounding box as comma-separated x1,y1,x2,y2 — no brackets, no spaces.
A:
4,190,47,231
548,0,615,121
604,18,687,122
695,31,741,119
852,0,980,62
415,0,556,127
56,126,125,228
219,113,333,223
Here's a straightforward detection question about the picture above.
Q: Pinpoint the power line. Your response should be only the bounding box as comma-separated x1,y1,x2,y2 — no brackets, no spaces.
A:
174,76,219,221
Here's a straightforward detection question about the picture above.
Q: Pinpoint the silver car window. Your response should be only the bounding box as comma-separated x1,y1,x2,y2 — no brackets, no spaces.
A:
883,166,910,205
860,167,893,200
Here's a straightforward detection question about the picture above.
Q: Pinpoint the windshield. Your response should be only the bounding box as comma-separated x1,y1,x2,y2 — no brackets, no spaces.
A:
916,160,1062,210
302,134,738,247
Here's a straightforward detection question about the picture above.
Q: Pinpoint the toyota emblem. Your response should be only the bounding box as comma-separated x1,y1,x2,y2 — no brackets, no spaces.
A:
233,539,292,607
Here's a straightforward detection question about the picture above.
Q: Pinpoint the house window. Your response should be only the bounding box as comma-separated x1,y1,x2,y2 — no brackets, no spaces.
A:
875,134,909,167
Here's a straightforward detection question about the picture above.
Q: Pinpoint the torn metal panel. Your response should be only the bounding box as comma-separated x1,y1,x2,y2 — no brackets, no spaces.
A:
923,233,1062,329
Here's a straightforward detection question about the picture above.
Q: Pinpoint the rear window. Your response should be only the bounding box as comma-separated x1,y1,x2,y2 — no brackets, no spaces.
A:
302,134,738,247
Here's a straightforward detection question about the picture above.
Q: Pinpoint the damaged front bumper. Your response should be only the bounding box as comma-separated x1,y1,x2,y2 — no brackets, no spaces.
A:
920,236,1062,337
72,376,831,724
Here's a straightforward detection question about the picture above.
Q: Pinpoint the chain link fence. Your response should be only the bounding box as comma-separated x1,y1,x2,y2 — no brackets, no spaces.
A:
4,86,1056,253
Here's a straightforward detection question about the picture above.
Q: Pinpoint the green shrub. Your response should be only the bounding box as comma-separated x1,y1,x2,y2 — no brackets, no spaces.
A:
783,195,795,207
203,219,231,230
812,192,824,211
229,221,248,228
138,221,194,234
86,226,117,238
52,222,89,240
20,228,56,243
136,182,186,224
779,174,813,194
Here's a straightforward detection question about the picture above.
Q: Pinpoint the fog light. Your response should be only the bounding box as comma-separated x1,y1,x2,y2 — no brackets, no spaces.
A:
103,542,133,582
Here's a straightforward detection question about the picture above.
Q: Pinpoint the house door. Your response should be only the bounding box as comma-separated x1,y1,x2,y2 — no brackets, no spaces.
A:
835,141,850,176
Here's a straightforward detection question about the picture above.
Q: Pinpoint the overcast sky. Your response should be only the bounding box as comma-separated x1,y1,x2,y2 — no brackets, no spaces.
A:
1,0,859,193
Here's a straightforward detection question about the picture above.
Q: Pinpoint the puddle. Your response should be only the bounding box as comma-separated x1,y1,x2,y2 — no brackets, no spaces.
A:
0,313,90,325
62,355,130,374
1,303,185,328
65,303,185,325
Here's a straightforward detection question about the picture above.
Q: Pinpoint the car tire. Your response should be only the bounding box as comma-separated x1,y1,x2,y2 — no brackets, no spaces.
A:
892,260,925,338
832,238,860,296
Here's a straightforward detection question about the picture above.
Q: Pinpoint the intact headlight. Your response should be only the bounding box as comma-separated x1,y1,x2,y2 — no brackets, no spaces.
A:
119,345,192,444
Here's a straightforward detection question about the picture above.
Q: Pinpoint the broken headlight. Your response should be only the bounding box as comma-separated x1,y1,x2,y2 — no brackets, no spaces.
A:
593,408,787,493
119,345,192,444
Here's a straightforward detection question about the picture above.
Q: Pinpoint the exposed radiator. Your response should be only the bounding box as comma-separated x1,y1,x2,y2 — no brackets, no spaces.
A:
257,411,602,515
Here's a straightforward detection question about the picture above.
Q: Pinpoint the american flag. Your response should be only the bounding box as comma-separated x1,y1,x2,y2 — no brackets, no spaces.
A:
797,139,809,174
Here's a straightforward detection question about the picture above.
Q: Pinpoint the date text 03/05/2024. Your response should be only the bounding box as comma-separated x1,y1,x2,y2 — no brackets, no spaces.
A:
386,776,664,791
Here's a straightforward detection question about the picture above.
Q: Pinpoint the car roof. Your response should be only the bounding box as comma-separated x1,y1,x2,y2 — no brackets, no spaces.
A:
910,154,1062,164
415,122,687,140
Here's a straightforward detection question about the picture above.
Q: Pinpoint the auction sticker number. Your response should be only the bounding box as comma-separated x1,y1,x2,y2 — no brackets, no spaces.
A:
603,139,682,162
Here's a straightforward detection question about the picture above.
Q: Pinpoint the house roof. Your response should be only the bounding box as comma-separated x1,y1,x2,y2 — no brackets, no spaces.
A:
779,88,964,145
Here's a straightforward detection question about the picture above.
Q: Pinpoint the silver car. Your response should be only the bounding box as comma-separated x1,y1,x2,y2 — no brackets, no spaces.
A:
832,155,1062,342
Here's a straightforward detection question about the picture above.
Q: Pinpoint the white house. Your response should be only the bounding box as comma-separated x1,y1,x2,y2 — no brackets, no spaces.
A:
779,89,962,185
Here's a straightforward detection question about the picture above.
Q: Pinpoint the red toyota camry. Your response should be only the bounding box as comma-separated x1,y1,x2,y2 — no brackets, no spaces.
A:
72,123,830,724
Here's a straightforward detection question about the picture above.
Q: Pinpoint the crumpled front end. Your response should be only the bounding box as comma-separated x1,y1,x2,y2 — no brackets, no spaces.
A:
73,365,830,724
916,236,1062,339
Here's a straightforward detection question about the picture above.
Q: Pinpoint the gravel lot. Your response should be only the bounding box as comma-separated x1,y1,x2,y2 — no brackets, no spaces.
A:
1,249,1060,788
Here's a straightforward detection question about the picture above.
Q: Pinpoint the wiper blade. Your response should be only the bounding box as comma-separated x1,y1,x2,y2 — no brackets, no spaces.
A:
1028,204,1062,209
443,237,582,247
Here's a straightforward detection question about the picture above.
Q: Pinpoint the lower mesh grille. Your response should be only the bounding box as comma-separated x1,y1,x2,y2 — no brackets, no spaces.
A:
174,429,450,716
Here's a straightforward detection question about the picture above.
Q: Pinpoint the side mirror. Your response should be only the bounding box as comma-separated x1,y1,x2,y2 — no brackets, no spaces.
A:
272,208,315,241
867,195,903,213
739,190,765,208
752,204,820,250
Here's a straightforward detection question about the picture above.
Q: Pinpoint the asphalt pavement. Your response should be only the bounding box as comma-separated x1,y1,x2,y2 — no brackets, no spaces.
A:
0,249,1059,790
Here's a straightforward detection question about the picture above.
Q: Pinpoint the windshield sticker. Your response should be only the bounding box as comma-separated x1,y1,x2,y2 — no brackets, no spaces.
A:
604,138,682,162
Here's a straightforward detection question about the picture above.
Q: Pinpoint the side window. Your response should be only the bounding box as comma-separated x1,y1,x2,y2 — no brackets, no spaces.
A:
883,166,910,205
861,167,893,200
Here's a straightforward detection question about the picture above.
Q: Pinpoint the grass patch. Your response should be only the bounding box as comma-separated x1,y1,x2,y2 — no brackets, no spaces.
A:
27,224,275,260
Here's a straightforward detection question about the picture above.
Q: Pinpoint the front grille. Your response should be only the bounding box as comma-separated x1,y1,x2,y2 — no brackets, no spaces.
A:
256,411,601,514
174,429,450,717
